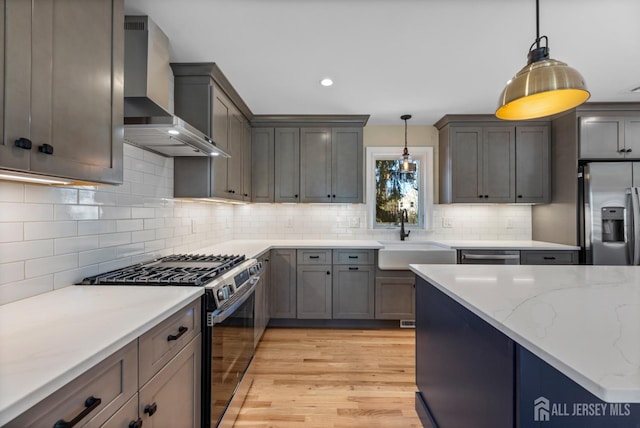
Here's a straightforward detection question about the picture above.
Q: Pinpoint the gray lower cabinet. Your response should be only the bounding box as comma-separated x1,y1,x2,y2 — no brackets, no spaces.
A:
520,250,579,265
139,334,201,428
255,251,271,345
0,0,123,184
270,249,297,318
297,264,333,319
333,265,375,319
6,299,202,428
375,271,415,320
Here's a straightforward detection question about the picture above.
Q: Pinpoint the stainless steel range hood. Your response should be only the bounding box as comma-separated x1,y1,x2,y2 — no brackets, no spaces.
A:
123,16,229,158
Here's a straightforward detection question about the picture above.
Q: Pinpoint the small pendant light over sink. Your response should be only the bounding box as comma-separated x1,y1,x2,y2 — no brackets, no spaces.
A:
495,0,590,120
400,114,414,172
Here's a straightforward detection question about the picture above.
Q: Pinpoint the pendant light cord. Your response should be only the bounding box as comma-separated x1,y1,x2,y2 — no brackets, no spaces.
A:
536,0,540,48
404,117,408,149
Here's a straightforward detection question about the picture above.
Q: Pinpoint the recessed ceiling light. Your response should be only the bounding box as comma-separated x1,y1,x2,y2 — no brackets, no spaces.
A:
320,78,333,87
168,129,180,135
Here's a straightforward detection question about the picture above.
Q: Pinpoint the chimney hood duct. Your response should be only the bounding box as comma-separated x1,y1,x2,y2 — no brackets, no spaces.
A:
123,16,229,158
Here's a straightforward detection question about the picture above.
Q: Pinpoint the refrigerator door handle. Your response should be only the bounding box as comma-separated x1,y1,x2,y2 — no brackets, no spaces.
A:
631,187,640,265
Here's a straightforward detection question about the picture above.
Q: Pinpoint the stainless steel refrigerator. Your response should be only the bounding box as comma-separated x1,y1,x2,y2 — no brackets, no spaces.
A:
583,162,640,265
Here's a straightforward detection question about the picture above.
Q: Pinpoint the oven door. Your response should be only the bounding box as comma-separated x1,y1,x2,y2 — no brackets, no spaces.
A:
206,284,255,428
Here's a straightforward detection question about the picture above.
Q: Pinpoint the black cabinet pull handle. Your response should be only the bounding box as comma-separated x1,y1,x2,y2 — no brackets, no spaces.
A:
14,137,32,150
348,267,359,271
348,255,358,259
167,326,188,341
144,402,158,417
543,256,556,260
309,256,320,259
619,149,626,153
517,195,523,198
53,396,101,428
38,144,54,155
129,418,143,428
627,148,633,153
478,195,483,198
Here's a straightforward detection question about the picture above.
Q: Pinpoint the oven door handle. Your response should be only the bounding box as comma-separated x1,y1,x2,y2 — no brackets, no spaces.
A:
210,280,257,325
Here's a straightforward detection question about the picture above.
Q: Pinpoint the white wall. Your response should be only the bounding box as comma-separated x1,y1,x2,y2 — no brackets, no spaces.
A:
0,144,233,305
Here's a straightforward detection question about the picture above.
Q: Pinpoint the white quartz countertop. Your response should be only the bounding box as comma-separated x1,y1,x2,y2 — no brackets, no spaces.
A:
433,240,580,250
410,264,640,403
0,286,203,425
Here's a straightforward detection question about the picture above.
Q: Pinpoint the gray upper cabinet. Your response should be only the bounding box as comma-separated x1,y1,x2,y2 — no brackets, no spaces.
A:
300,128,332,203
437,116,550,204
242,119,252,201
274,128,300,203
579,114,640,160
515,126,550,203
251,128,275,202
332,127,363,203
172,63,253,200
1,0,124,184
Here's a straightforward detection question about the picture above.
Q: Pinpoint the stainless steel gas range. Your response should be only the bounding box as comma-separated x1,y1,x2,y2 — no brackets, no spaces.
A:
81,253,264,428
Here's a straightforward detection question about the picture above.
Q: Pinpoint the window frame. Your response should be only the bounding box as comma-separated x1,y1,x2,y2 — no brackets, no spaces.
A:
365,146,434,230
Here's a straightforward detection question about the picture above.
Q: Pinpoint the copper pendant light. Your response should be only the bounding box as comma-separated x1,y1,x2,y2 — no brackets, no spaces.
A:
496,0,590,120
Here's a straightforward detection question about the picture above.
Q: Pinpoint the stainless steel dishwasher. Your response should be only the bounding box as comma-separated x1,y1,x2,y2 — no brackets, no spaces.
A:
458,249,520,264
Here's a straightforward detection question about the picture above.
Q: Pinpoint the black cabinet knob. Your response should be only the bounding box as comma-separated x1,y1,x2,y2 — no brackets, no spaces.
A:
478,195,483,198
129,419,143,428
326,271,330,275
144,402,157,417
327,194,331,198
332,194,336,198
244,193,248,197
14,137,32,150
294,194,298,198
38,144,54,155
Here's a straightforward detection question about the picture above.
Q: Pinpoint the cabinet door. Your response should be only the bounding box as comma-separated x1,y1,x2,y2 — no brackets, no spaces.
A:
28,0,123,184
331,127,363,203
226,108,243,199
100,393,139,428
579,116,625,159
375,277,415,320
251,128,275,202
297,264,332,319
333,265,374,319
634,162,640,187
482,127,515,203
270,249,297,318
139,335,201,428
515,126,550,203
241,120,252,201
211,86,230,197
274,128,300,202
450,127,482,202
625,118,640,159
1,0,31,171
300,128,332,203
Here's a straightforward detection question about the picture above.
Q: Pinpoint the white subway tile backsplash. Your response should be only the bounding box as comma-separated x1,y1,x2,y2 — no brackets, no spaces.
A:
54,265,97,289
132,207,156,218
78,189,118,206
0,276,54,305
25,221,77,241
131,229,156,243
0,261,24,285
0,202,53,222
99,206,132,220
0,182,25,202
25,186,78,204
55,236,98,255
0,222,23,242
78,220,117,236
79,247,117,267
99,232,131,248
116,242,145,258
144,218,165,230
54,205,99,221
116,219,143,233
26,253,78,278
0,240,53,263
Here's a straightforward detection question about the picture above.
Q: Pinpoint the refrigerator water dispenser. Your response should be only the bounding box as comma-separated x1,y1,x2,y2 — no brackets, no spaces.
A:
601,207,624,243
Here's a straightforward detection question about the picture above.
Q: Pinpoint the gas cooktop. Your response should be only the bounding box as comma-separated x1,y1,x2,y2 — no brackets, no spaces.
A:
80,254,246,286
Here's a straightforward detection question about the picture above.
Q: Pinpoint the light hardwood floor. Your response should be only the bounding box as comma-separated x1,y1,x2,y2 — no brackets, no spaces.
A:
234,328,421,428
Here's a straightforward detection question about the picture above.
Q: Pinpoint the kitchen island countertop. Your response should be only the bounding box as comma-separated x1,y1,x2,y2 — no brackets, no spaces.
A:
410,264,640,403
0,286,203,425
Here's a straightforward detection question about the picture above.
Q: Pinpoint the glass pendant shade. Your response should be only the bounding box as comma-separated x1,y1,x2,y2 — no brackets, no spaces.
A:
496,57,590,120
400,114,412,171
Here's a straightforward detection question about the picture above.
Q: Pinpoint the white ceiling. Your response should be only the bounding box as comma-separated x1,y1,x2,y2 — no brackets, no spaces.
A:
124,0,640,125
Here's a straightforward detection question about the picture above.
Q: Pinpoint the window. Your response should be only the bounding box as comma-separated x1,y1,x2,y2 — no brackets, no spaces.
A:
366,147,433,229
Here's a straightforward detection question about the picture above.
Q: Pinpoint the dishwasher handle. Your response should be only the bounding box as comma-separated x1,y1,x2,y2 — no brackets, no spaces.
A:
461,254,520,261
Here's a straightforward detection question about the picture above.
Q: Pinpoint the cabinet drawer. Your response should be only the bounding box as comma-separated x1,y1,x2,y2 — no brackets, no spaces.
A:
139,298,201,386
100,393,139,428
520,250,579,265
332,249,374,265
297,249,332,265
6,341,137,428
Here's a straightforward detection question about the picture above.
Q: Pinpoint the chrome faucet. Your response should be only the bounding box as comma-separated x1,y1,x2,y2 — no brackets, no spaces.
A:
400,209,411,241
